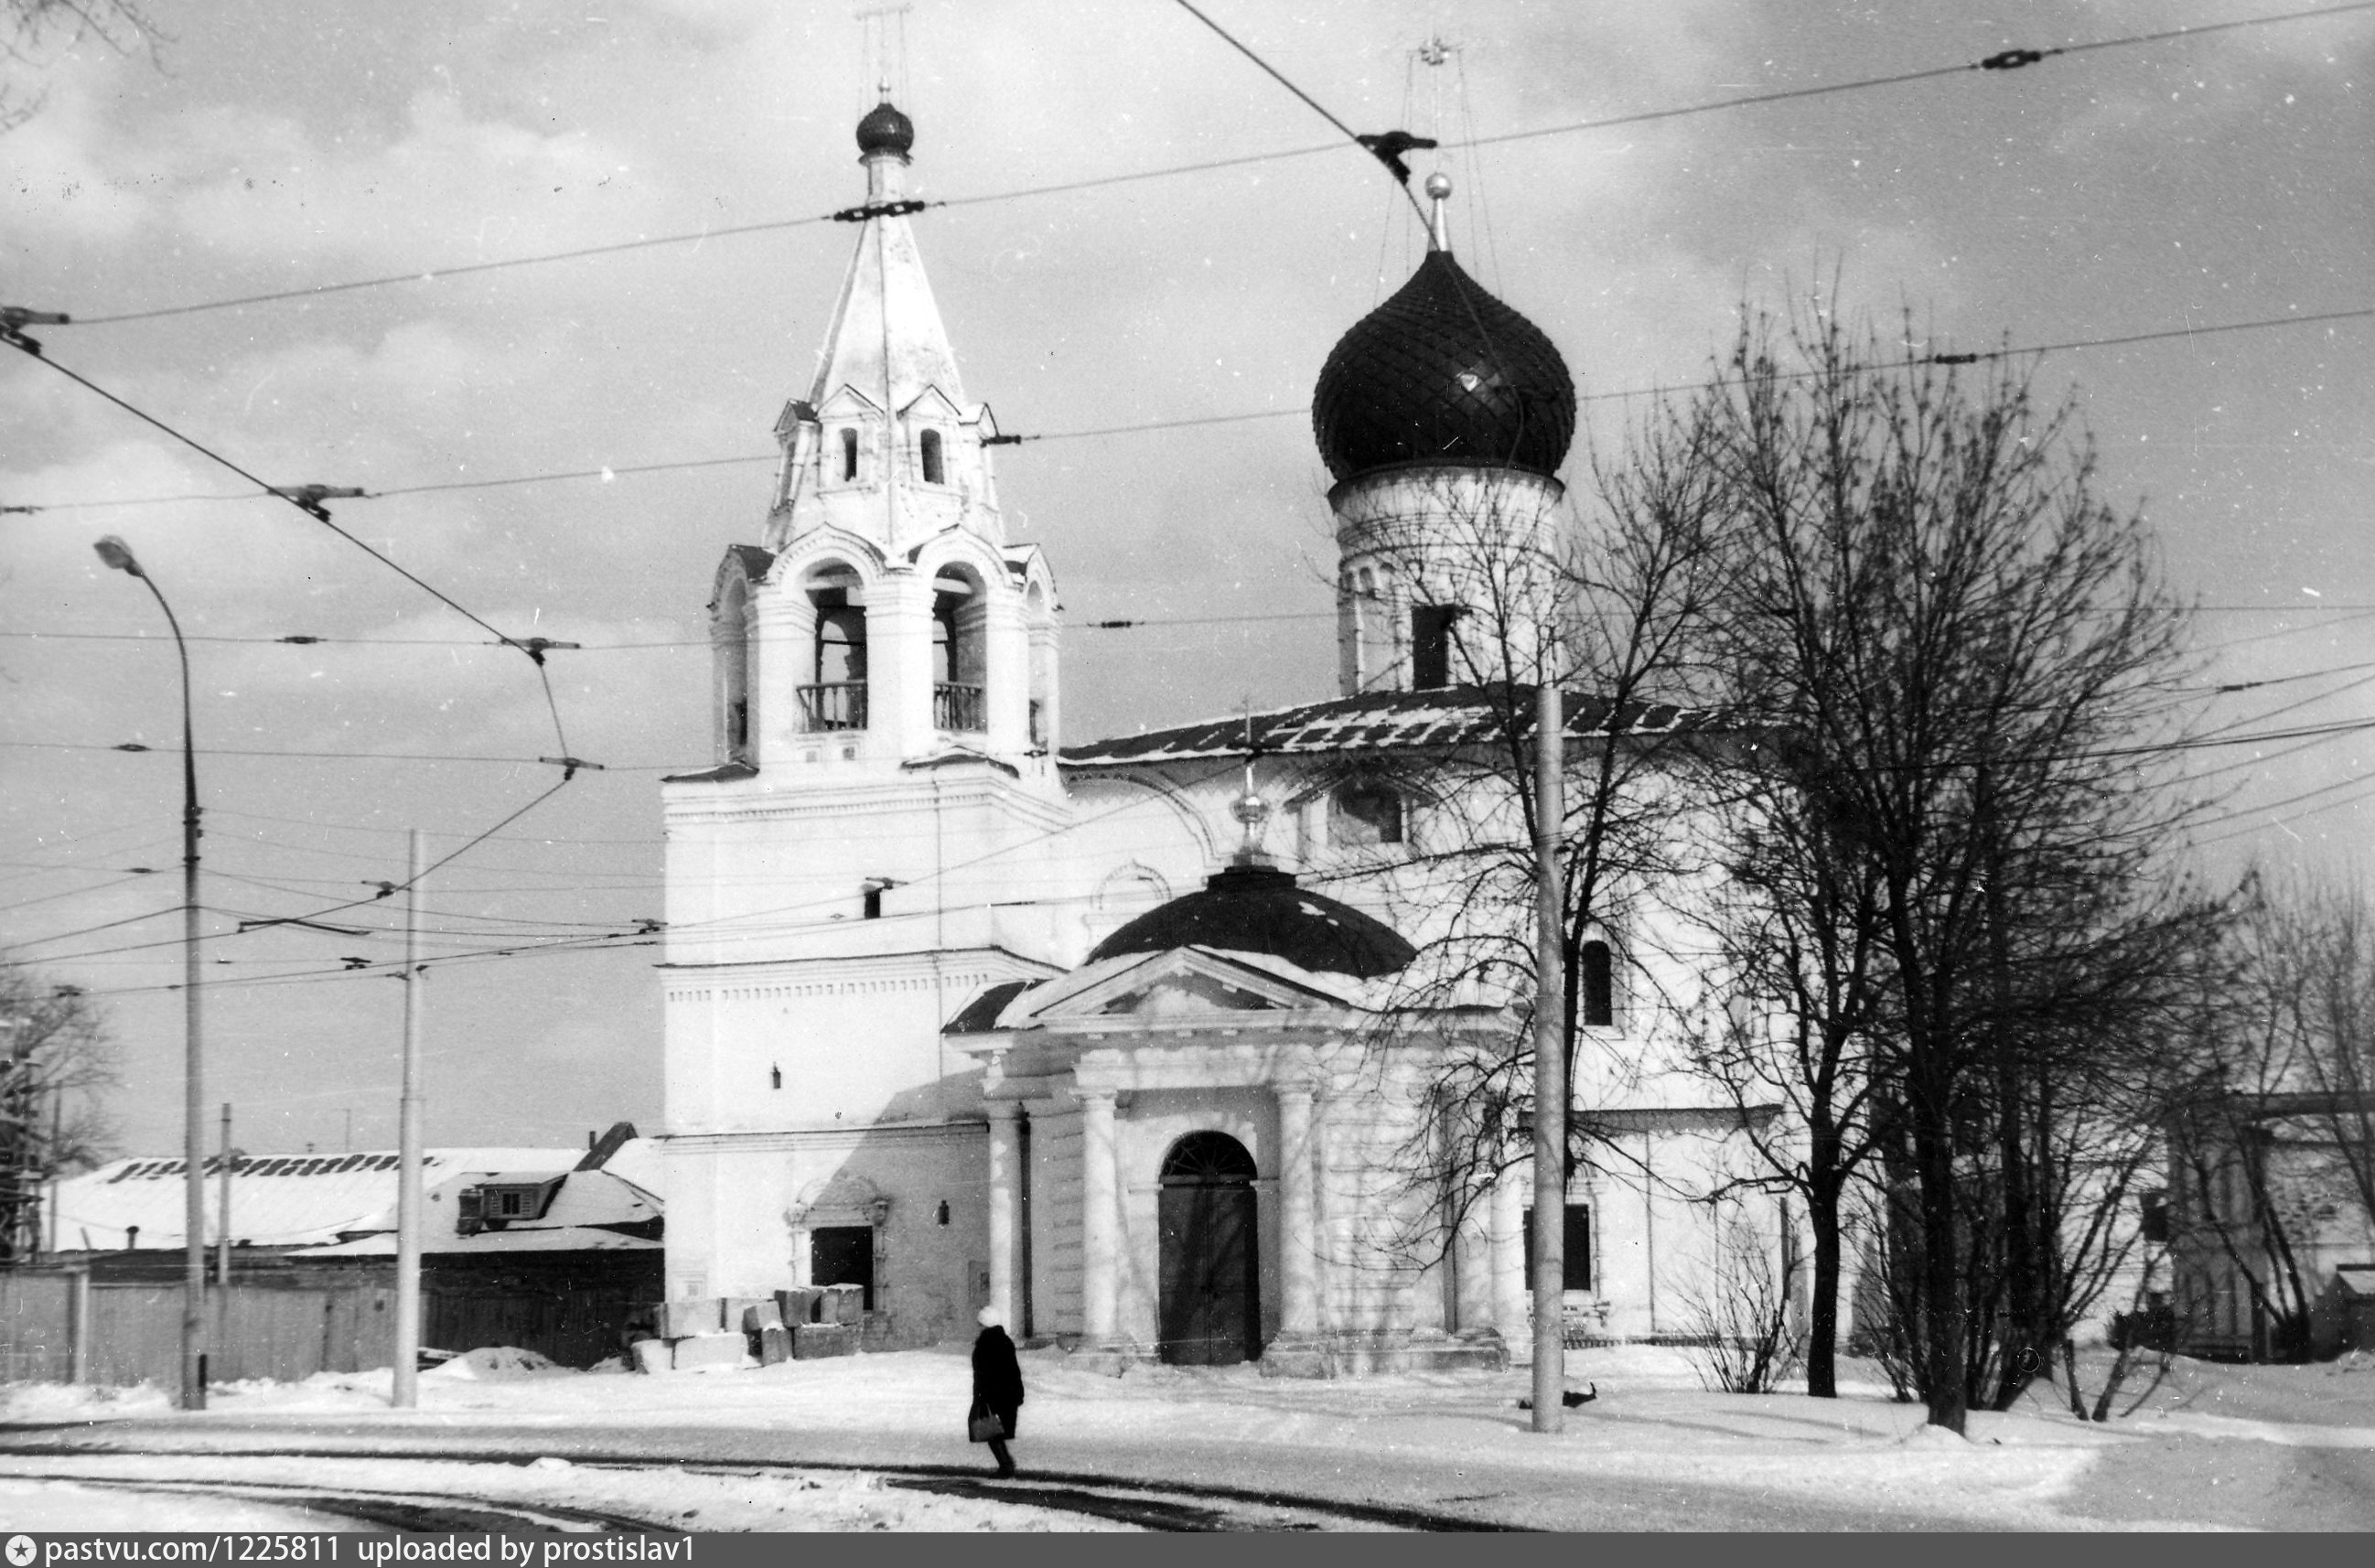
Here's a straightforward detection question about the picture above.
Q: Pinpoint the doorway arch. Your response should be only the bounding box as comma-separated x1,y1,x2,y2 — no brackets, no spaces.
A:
1156,1131,1262,1365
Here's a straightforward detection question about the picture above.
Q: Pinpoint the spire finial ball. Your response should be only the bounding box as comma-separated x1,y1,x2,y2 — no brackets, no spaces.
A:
1424,171,1453,200
855,99,915,157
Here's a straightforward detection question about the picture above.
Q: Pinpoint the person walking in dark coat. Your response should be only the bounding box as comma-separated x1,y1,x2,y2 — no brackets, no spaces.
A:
970,1305,1025,1477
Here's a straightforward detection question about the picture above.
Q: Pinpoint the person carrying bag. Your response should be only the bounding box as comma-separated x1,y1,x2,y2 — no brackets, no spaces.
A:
969,1305,1025,1477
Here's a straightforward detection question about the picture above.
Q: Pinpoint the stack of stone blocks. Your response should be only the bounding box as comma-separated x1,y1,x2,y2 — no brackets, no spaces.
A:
635,1285,867,1371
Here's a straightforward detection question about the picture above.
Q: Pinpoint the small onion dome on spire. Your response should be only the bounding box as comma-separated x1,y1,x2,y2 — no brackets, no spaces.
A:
855,98,915,156
1084,862,1417,980
1312,250,1576,484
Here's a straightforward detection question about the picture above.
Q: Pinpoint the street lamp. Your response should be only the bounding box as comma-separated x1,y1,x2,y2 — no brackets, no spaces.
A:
92,534,208,1412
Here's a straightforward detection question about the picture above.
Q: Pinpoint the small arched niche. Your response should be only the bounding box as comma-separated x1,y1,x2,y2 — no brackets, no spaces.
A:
931,564,988,734
801,563,868,732
919,427,945,486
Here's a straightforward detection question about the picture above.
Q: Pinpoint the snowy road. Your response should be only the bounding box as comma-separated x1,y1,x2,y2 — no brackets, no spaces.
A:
0,1418,2023,1531
5,1345,2371,1530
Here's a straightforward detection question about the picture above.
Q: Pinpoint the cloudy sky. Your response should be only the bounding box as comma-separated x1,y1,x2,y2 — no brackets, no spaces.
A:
4,0,2370,1160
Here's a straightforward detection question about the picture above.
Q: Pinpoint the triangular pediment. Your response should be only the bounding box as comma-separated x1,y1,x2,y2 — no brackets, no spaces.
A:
898,385,965,423
1100,971,1277,1017
816,385,887,420
1028,947,1344,1026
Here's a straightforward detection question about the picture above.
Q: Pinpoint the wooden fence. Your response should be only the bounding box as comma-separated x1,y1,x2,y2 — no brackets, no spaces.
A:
0,1272,395,1388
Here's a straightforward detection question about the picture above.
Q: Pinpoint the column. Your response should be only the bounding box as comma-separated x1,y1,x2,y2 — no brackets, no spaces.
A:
1277,1085,1318,1337
1079,1090,1118,1342
1453,1196,1495,1336
985,1103,1020,1328
1491,1162,1526,1336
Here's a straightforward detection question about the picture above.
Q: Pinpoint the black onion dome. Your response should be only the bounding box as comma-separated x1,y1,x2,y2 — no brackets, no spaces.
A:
855,100,915,156
1312,251,1575,483
1086,863,1416,980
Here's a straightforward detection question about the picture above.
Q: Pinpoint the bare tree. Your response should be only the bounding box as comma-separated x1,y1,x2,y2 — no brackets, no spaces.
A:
2172,877,2375,1359
1346,397,1736,1271
1676,1201,1807,1394
2267,883,2375,1230
3,0,157,133
1682,749,1889,1398
1697,300,2208,1431
0,961,120,1261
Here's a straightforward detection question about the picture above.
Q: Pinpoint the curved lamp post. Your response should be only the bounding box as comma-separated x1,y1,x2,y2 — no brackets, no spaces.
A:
92,535,207,1412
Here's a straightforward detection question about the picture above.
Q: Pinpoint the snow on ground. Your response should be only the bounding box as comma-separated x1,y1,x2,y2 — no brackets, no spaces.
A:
0,1477,369,1531
0,1455,1135,1533
3,1343,2370,1530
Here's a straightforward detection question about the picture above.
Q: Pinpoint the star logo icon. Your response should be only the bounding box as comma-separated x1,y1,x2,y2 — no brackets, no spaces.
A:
7,1534,37,1566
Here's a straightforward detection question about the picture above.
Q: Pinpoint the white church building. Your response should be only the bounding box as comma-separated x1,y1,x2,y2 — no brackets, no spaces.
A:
656,98,1779,1372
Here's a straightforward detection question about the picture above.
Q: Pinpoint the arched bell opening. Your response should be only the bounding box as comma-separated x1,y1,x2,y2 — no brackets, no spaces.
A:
801,564,868,732
715,574,755,762
1156,1131,1262,1366
931,564,988,734
1026,580,1057,749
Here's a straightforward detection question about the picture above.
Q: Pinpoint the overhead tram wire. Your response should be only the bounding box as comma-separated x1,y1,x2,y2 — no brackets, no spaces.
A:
15,301,2370,526
0,342,596,778
0,349,598,948
49,750,1260,986
1163,0,1435,220
27,2,2366,334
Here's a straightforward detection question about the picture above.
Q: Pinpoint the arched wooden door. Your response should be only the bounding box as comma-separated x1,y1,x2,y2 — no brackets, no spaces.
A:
1157,1132,1262,1365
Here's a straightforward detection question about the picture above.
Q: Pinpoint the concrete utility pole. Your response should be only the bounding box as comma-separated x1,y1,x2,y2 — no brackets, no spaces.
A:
392,830,427,1409
91,535,207,1412
214,1102,234,1288
1531,675,1567,1433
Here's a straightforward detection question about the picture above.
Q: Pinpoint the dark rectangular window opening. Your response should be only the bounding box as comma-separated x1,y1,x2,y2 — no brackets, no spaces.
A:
811,1224,876,1311
1411,604,1462,690
1522,1204,1593,1292
1581,940,1615,1027
840,427,860,481
862,885,884,920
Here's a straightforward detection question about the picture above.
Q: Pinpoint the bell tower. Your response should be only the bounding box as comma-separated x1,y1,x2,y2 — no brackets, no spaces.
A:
704,95,1060,774
660,98,1075,1320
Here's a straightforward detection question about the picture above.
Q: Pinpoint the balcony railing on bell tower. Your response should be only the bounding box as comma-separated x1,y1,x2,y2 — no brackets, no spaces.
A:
798,682,868,732
934,682,984,734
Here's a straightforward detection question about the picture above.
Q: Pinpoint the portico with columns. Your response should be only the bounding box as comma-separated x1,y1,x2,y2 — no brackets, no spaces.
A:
948,868,1517,1374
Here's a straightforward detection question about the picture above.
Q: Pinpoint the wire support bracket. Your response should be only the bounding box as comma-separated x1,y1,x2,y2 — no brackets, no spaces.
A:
1,306,70,355
830,199,934,223
266,484,371,520
539,755,605,780
1976,47,2065,71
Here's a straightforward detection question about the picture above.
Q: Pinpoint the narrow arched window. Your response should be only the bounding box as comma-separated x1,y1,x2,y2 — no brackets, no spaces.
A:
1581,940,1615,1027
919,428,944,485
841,427,859,481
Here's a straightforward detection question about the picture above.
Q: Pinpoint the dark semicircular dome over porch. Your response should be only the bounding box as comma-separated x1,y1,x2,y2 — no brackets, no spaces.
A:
1084,862,1418,980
